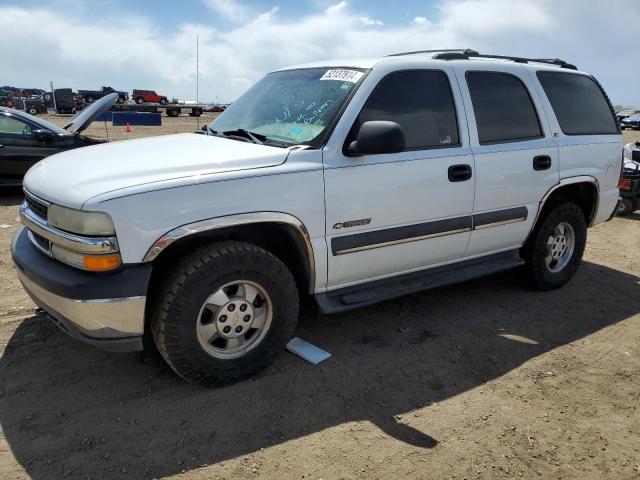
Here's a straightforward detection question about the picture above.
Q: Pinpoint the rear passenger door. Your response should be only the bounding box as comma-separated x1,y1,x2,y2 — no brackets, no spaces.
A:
323,65,475,290
453,64,559,257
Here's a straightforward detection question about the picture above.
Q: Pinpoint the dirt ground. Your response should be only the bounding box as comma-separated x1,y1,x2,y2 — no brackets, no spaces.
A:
0,121,638,480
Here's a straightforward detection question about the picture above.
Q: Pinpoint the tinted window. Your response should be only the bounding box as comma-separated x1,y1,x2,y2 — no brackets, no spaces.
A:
537,71,618,135
466,72,542,144
352,70,459,150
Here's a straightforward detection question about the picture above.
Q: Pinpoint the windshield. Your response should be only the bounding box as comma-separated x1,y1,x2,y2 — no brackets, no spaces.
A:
210,67,365,146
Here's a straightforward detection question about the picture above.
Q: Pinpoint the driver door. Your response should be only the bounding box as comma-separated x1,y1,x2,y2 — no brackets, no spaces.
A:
0,113,59,182
322,65,476,290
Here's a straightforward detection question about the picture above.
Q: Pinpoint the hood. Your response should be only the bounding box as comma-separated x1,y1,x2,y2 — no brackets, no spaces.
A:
24,133,290,209
63,93,118,133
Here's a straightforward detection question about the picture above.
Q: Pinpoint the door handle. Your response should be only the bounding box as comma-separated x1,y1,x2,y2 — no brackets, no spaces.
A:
533,155,552,171
448,164,472,182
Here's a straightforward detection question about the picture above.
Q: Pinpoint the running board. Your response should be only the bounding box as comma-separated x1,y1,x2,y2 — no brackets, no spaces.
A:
315,250,524,314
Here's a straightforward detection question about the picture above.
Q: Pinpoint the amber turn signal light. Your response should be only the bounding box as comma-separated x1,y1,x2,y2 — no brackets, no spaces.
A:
82,254,122,272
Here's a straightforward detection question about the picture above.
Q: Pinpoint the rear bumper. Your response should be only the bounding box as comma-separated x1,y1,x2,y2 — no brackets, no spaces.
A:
12,226,151,352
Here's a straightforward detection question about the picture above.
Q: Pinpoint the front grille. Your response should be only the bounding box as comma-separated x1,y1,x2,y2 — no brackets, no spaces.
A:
24,193,48,221
632,150,640,162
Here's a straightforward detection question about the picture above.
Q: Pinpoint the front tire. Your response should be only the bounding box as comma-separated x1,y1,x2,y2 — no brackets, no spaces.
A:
135,97,144,104
522,203,587,290
617,198,634,216
151,241,299,385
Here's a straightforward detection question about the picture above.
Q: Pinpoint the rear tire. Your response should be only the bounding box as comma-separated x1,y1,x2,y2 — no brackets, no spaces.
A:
522,202,587,290
617,198,634,216
151,241,299,385
85,96,94,104
117,96,125,104
159,98,168,105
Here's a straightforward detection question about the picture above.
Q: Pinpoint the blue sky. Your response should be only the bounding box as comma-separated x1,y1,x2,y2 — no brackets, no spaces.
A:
2,0,639,105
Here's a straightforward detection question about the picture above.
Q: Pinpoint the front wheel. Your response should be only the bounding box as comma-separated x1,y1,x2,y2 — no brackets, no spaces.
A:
617,198,634,216
159,98,168,105
151,241,299,384
522,202,587,290
135,97,144,104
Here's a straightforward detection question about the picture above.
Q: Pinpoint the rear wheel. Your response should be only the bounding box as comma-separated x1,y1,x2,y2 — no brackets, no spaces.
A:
117,96,125,104
27,107,38,115
151,241,299,384
522,202,586,290
617,198,634,216
85,96,95,104
159,98,168,105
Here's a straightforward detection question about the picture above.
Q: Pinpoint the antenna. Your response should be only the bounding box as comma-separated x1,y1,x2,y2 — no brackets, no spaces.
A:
196,34,200,131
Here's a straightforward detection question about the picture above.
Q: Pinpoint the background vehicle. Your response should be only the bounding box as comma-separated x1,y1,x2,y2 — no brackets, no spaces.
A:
0,93,117,185
621,114,640,130
132,89,168,105
78,86,127,104
617,160,640,215
619,142,640,215
13,51,622,385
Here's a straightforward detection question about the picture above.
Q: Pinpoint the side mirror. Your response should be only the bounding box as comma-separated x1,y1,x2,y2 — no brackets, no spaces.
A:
33,129,54,142
348,121,405,156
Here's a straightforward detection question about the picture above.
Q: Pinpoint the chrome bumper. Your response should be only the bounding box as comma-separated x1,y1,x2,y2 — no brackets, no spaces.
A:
12,226,149,352
18,269,145,339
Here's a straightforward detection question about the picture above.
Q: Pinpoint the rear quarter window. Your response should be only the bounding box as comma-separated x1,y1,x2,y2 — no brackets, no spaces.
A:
536,71,618,135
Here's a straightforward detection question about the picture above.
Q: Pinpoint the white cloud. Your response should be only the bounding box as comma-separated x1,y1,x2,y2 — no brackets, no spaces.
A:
201,0,250,22
0,0,638,104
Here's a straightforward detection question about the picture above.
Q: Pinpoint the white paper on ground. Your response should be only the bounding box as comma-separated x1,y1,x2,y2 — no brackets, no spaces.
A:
286,337,331,365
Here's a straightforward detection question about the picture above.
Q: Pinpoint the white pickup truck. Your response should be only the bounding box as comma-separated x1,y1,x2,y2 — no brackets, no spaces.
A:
12,49,622,384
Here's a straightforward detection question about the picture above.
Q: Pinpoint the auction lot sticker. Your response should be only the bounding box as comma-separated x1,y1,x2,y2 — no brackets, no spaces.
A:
320,69,364,83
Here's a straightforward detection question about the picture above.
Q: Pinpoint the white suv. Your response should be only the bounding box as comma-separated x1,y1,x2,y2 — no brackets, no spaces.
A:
12,49,623,384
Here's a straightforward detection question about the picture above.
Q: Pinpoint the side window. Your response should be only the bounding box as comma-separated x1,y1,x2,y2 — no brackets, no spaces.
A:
0,115,32,135
466,71,542,144
351,70,460,150
536,71,618,135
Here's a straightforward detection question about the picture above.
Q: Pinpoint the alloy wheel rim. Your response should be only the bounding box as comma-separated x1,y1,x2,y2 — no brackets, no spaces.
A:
545,221,575,273
196,280,272,359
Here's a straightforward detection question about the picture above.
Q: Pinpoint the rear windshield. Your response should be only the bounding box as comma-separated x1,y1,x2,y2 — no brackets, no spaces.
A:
537,72,618,135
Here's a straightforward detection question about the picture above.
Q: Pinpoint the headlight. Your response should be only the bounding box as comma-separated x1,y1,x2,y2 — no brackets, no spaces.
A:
48,204,115,236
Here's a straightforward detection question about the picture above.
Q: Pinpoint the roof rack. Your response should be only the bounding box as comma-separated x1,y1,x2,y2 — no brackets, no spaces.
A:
387,49,578,70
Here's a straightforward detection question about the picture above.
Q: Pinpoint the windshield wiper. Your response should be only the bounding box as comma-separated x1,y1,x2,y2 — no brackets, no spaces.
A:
222,129,266,145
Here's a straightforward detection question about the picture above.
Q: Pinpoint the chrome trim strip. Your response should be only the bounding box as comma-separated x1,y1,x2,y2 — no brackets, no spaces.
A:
333,227,471,255
23,189,51,207
143,212,317,294
17,269,145,338
473,217,527,230
21,203,119,255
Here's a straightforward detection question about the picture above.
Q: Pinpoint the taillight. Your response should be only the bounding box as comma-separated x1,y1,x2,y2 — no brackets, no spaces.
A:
619,179,632,191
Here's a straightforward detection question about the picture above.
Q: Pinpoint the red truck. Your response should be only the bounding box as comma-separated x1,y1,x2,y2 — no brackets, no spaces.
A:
132,89,168,105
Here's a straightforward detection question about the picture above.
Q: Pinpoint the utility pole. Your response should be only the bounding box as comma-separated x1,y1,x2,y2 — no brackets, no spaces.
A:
196,35,200,131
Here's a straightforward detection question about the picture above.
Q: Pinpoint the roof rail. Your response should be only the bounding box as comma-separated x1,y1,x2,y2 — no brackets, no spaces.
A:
387,48,479,57
387,49,578,70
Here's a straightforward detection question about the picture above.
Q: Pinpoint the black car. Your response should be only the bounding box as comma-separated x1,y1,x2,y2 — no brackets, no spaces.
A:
0,93,118,186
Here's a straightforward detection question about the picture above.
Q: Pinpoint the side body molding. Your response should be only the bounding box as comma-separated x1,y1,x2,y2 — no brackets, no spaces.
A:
142,212,317,293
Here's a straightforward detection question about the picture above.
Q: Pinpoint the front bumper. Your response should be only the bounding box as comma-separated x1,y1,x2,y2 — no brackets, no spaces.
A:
12,226,152,352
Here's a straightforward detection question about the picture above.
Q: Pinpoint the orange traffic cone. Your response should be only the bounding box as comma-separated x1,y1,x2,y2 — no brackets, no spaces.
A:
125,122,131,133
